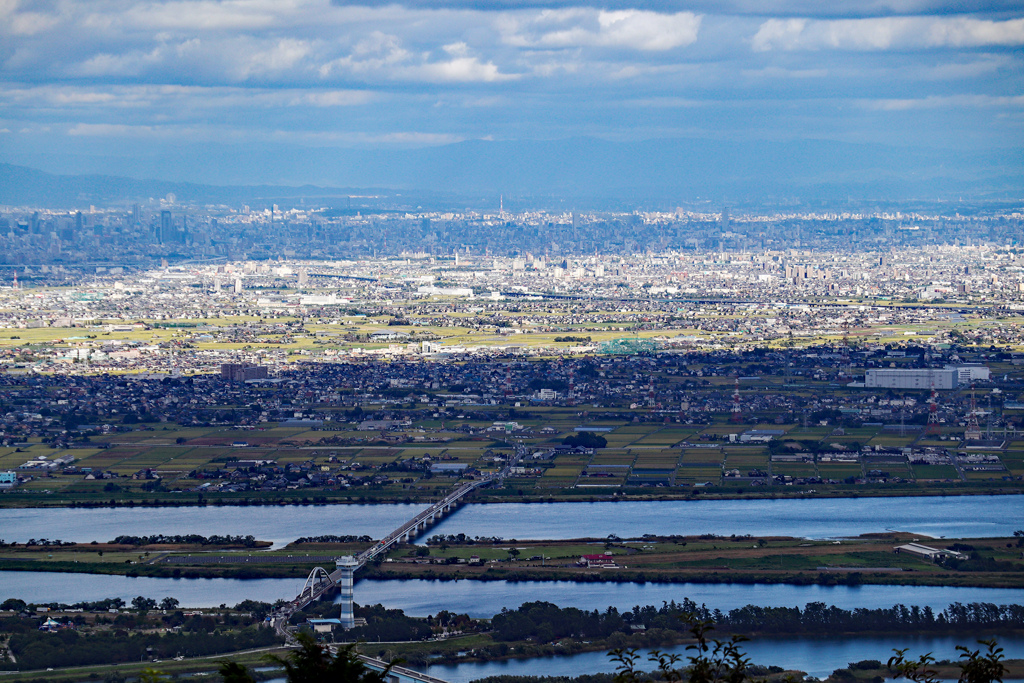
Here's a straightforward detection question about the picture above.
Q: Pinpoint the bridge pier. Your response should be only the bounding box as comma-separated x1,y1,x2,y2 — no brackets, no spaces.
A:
335,556,358,629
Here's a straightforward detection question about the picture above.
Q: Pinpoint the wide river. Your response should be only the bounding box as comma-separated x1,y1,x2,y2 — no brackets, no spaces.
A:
8,571,1018,682
2,495,1021,547
4,573,1024,615
5,495,1023,682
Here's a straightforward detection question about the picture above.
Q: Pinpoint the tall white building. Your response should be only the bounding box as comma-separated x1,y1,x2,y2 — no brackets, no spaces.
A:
944,364,991,384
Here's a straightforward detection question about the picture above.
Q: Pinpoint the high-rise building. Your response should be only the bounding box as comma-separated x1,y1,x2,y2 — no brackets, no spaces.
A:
160,210,172,244
220,364,268,381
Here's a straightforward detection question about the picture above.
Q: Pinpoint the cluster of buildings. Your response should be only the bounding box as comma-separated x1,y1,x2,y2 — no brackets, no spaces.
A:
0,246,1020,379
0,345,1010,445
0,201,1021,267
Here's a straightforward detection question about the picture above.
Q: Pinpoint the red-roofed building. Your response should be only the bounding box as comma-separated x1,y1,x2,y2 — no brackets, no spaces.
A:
579,553,618,568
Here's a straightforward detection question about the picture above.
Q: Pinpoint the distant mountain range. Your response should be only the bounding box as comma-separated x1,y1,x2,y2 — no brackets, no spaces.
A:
0,163,367,209
2,137,1021,209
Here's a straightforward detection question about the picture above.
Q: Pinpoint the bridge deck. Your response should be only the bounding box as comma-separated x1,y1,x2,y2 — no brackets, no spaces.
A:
287,477,493,621
359,655,451,683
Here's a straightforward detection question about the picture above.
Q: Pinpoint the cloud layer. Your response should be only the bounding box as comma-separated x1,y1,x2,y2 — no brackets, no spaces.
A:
0,0,1021,183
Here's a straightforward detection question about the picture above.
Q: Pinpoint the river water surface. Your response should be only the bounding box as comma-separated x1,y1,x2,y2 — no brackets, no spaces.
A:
4,572,1024,614
2,495,1020,547
5,494,1023,683
418,635,1024,682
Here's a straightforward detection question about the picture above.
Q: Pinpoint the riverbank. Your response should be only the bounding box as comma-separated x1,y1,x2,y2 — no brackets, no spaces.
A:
374,627,1024,670
0,645,291,683
3,533,1020,589
3,632,1024,683
1,484,1022,510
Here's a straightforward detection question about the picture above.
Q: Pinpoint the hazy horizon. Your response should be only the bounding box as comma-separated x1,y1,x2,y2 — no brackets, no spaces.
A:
2,0,1023,200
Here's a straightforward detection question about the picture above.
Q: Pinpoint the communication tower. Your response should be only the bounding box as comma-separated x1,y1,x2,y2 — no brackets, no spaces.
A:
925,383,941,436
730,378,742,423
840,326,853,377
964,384,982,441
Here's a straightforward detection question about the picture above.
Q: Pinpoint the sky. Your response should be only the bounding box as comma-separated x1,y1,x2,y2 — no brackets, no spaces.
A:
0,0,1022,190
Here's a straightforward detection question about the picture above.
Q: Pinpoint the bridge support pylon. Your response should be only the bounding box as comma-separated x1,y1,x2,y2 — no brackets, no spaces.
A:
335,556,359,629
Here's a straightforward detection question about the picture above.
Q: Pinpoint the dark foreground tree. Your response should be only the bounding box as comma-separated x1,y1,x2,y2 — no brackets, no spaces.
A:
220,633,395,683
611,616,753,683
889,638,1005,683
612,615,1006,683
218,661,256,683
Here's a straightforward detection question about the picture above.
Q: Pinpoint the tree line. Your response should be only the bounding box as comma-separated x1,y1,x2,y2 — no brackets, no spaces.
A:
109,534,260,546
293,535,374,544
491,600,1024,643
0,538,75,547
3,623,279,670
426,533,508,546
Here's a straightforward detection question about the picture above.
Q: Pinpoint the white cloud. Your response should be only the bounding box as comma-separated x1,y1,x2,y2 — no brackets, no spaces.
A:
318,32,410,78
242,127,466,146
67,122,157,136
921,55,1012,80
369,131,464,144
443,41,470,57
1,84,376,114
502,9,702,51
749,18,806,51
863,94,1024,110
596,10,702,50
233,38,313,79
413,56,516,83
120,0,292,32
623,96,708,107
319,32,517,83
752,15,1024,51
0,0,1021,159
1,3,60,36
47,119,467,147
74,47,167,77
925,16,1024,47
741,66,828,78
295,90,375,106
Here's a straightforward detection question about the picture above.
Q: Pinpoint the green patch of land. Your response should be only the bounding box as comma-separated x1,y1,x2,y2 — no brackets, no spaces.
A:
3,533,1021,588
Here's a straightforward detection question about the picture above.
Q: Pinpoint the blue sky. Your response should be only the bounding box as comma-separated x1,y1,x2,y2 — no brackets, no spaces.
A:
1,0,1022,187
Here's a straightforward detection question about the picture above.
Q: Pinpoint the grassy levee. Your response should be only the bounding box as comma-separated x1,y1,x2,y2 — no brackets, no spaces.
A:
0,646,291,683
4,534,1020,587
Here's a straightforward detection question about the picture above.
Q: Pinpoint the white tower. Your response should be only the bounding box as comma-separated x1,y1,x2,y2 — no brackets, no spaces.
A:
335,556,358,629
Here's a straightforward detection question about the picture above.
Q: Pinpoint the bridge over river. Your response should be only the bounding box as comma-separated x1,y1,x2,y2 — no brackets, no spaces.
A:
358,654,452,683
269,475,497,639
